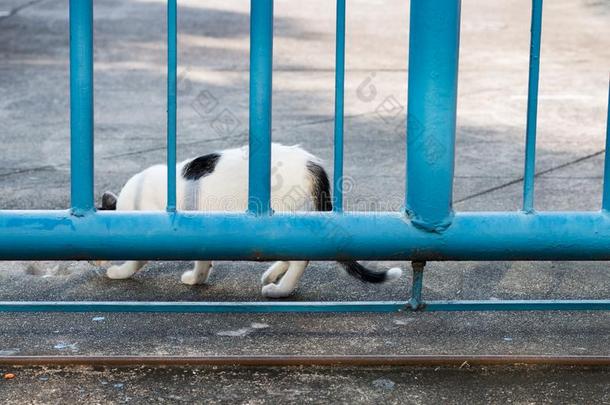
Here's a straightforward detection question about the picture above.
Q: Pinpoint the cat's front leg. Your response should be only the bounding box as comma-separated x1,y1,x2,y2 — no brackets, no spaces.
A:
106,261,147,279
181,261,213,285
262,261,308,298
261,261,290,285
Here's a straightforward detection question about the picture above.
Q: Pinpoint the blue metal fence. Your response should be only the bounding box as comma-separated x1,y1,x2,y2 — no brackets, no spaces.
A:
1,0,609,313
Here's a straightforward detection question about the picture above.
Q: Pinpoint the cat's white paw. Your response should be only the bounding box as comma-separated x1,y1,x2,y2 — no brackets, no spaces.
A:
261,261,289,285
261,283,293,299
89,260,110,267
261,270,277,285
386,267,402,281
106,265,135,279
181,270,207,285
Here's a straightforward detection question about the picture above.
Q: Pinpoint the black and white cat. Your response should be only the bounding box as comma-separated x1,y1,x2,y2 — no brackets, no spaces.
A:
100,143,401,298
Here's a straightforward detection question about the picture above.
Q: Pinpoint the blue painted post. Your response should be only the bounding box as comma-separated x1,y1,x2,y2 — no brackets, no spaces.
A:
602,82,610,211
69,0,94,215
406,0,461,231
333,0,346,213
248,0,274,215
166,0,177,212
522,0,543,213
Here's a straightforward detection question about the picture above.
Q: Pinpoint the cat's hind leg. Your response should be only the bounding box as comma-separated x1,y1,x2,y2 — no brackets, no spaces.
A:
261,261,308,298
106,261,147,279
261,261,290,285
181,260,213,285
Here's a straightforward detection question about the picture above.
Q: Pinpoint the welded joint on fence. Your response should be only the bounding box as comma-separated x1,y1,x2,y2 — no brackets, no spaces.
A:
69,208,95,218
408,261,426,310
406,208,455,234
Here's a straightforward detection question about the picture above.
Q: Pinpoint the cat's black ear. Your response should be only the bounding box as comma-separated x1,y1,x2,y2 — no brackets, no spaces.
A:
101,191,118,210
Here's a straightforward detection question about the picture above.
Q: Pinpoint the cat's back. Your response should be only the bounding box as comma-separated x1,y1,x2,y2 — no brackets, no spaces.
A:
116,143,321,212
189,143,319,211
116,164,167,211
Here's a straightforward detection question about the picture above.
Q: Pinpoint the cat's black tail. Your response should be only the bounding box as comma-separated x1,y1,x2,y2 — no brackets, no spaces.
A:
100,191,118,210
306,161,402,283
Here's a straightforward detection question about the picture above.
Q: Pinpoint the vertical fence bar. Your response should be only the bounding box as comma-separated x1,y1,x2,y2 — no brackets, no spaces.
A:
333,0,346,213
522,0,543,213
409,261,425,310
406,0,461,231
602,82,610,211
166,0,177,212
248,0,274,216
69,0,94,215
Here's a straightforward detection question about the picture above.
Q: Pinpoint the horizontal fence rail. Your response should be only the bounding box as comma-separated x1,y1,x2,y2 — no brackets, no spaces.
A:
3,211,610,261
1,0,609,314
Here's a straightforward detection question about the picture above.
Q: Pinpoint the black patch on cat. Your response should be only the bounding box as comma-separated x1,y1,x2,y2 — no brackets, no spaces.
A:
182,153,221,180
306,161,392,283
100,191,117,211
306,161,332,212
338,261,388,283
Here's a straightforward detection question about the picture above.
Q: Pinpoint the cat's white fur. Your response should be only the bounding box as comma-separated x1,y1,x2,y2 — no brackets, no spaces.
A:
105,143,401,298
114,144,316,212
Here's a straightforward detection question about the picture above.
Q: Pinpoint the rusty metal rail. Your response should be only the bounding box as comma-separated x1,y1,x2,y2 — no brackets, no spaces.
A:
1,355,609,367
